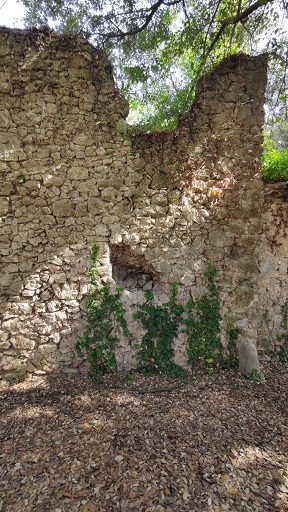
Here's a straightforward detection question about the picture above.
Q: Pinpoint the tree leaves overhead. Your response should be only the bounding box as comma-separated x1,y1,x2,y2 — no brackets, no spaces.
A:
20,0,288,129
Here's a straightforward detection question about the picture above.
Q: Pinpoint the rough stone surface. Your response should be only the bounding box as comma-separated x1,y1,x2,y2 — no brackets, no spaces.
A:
0,28,287,376
238,339,260,376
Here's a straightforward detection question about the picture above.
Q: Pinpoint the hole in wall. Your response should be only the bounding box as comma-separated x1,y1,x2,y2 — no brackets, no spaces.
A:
110,244,158,291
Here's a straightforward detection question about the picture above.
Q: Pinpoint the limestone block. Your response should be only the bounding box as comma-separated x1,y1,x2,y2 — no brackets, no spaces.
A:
179,272,196,285
37,343,57,354
0,355,23,371
52,272,67,284
87,197,106,214
25,277,41,290
67,167,89,180
237,235,258,253
75,204,88,216
0,273,16,287
129,157,145,171
52,199,75,217
110,231,123,244
183,207,200,223
47,300,62,312
101,187,117,202
102,215,120,225
0,340,11,349
12,302,32,315
0,110,12,129
230,259,258,278
144,205,166,218
0,330,9,343
2,318,20,333
234,287,257,309
11,337,36,350
94,223,110,236
116,119,127,134
59,338,73,354
22,290,36,297
53,283,79,300
227,221,246,235
151,193,168,206
1,276,23,294
43,175,65,187
0,182,14,195
209,231,234,248
65,300,80,312
46,103,58,115
4,147,26,161
173,334,190,370
122,232,140,245
0,72,11,93
238,339,260,376
0,196,9,216
31,318,52,334
42,215,56,225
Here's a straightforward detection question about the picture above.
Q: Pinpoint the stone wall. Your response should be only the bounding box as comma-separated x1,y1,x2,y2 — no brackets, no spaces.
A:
0,28,287,376
257,184,288,351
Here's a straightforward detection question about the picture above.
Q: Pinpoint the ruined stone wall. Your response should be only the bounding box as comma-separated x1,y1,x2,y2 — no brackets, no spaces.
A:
257,185,288,351
0,28,287,376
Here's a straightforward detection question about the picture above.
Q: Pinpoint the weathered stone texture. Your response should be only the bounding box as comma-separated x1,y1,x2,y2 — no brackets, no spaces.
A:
0,28,286,376
238,339,260,376
257,185,288,352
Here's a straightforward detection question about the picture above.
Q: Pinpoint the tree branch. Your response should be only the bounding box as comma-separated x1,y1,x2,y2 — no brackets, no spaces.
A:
202,0,223,57
204,0,275,59
103,0,182,40
221,0,274,26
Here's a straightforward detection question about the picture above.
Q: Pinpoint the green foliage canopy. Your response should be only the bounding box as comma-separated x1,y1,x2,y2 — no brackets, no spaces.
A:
261,142,288,181
20,0,288,129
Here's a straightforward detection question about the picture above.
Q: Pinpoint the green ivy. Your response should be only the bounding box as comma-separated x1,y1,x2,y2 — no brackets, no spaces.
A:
184,263,222,369
77,253,240,381
75,245,131,381
184,263,239,370
248,368,270,382
133,283,187,377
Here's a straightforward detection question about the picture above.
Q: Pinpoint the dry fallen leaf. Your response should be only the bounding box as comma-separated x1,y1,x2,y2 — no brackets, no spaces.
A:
82,501,99,512
0,363,287,512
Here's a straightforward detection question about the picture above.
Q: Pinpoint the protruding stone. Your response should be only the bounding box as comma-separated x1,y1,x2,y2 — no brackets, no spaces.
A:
238,339,260,376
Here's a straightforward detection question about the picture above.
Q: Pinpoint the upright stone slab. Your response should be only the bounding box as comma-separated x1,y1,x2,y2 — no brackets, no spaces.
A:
238,339,260,376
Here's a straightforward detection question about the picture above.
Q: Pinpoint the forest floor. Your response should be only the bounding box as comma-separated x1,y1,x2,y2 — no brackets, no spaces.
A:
1,362,288,512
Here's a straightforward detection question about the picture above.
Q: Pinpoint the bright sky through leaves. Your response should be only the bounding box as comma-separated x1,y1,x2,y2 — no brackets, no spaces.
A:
0,0,25,27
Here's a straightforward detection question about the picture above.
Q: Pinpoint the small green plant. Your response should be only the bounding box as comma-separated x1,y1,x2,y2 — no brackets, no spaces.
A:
261,142,288,182
248,368,270,382
76,245,131,382
180,377,196,385
278,298,288,362
16,174,26,185
121,373,135,385
133,282,187,377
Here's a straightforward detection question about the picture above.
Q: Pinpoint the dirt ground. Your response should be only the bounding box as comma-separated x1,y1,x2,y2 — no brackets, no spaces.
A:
1,363,287,512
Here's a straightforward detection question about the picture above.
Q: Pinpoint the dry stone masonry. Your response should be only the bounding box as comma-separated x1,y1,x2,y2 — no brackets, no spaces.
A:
0,28,287,376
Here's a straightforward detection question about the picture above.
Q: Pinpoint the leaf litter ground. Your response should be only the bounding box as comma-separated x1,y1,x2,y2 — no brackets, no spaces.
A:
1,363,287,512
